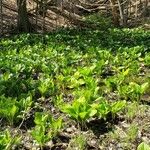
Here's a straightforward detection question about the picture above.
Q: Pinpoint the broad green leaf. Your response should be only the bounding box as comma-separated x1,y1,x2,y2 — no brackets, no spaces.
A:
79,112,88,120
141,82,149,94
34,112,49,126
10,105,19,118
89,109,97,117
137,142,150,150
111,100,126,114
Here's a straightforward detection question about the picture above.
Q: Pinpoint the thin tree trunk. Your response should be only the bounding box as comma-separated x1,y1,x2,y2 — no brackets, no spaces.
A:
117,0,124,26
17,0,31,32
110,0,120,26
135,0,138,19
0,0,3,36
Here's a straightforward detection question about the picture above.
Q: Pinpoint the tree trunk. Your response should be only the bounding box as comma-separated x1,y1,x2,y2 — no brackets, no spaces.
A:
110,0,120,26
17,0,31,32
117,0,125,26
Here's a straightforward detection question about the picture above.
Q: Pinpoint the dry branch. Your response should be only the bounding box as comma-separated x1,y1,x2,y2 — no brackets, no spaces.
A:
49,6,99,28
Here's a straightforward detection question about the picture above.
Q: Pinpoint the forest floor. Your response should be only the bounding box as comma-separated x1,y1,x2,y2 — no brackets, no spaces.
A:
0,27,150,150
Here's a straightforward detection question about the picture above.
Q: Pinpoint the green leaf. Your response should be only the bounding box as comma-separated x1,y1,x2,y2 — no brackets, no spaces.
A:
79,112,88,120
10,105,19,118
141,82,149,94
98,102,110,119
34,112,49,126
111,100,126,114
31,125,46,146
89,109,97,117
51,117,63,132
137,142,150,150
123,68,130,76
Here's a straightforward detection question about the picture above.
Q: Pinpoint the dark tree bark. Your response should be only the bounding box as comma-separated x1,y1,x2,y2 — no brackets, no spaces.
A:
17,0,31,32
